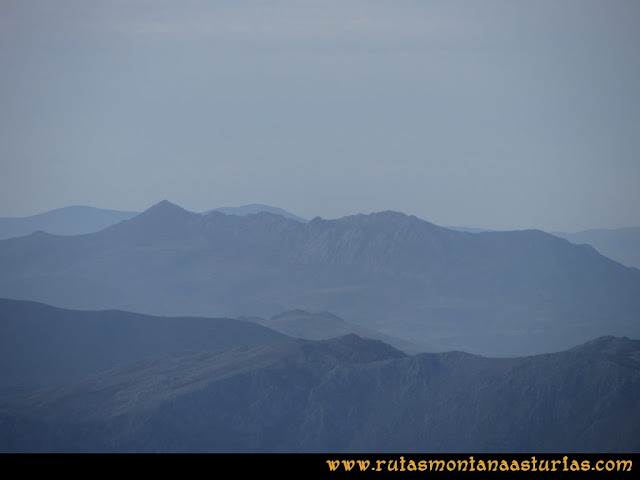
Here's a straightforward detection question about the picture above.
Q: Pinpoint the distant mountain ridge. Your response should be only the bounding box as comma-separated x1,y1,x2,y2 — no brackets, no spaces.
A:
1,200,638,356
4,204,638,270
204,203,307,223
553,227,640,269
449,225,640,269
0,203,306,240
250,309,426,354
1,333,638,452
0,206,138,240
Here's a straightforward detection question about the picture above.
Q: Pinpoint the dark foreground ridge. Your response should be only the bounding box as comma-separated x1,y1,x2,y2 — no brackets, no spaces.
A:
1,331,638,453
0,298,288,395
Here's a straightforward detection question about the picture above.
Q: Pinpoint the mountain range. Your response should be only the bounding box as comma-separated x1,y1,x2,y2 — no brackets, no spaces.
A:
1,332,638,452
3,204,638,270
0,203,305,240
0,200,638,356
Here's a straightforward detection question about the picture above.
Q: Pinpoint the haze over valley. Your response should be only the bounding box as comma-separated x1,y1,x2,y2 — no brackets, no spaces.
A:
1,0,639,453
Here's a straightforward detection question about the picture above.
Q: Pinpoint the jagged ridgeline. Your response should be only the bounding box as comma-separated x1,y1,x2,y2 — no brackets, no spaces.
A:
0,201,639,356
1,331,638,452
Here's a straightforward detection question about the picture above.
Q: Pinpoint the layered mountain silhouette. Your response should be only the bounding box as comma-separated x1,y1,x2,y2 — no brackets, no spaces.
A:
450,225,640,269
204,203,307,223
554,227,640,269
1,334,638,452
0,200,639,356
249,309,426,354
0,298,287,396
0,205,138,240
0,203,306,240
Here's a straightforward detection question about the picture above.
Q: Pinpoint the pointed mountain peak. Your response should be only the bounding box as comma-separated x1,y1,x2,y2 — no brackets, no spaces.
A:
132,200,197,223
144,200,187,214
132,200,198,222
103,200,200,240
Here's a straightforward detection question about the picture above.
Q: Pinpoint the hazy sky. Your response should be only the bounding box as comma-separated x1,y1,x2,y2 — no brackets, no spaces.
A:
1,0,639,231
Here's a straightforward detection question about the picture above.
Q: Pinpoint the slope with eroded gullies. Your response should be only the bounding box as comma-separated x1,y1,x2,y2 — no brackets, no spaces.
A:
1,334,638,452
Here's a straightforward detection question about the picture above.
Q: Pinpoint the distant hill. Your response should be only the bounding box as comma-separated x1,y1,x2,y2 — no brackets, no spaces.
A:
553,227,640,269
0,298,287,396
0,200,639,356
203,203,307,223
250,309,426,354
0,206,138,240
1,334,638,452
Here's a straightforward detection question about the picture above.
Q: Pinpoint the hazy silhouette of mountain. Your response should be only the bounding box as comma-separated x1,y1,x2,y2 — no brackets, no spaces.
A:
0,298,287,397
1,334,637,452
0,206,138,240
0,202,306,240
553,227,640,269
446,226,498,233
449,225,640,269
1,200,639,356
251,309,426,354
203,203,307,223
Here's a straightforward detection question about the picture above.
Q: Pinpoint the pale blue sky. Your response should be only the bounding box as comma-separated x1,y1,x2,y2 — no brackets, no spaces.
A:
1,0,639,231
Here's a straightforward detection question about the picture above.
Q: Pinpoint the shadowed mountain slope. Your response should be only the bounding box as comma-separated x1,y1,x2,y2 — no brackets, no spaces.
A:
0,298,287,396
1,335,637,453
0,200,639,356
